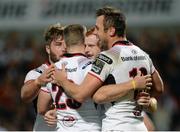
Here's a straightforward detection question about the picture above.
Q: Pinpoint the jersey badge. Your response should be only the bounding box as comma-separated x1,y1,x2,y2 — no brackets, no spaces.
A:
62,115,76,127
97,54,113,64
34,68,43,74
91,59,105,75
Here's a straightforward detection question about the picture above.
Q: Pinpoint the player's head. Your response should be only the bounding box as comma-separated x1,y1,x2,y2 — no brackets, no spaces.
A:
63,24,86,49
44,23,66,63
95,6,126,47
85,27,101,59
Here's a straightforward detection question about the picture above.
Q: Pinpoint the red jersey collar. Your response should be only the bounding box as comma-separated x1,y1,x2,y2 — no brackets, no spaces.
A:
45,60,51,66
112,40,132,47
63,53,86,58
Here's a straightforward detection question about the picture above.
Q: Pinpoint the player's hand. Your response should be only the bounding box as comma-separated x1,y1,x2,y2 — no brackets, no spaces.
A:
35,65,55,86
148,97,157,113
133,71,152,90
52,63,67,86
44,109,57,127
136,91,150,108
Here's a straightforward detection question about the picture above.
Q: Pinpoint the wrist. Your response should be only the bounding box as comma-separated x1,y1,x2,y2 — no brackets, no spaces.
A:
35,78,41,87
131,79,136,90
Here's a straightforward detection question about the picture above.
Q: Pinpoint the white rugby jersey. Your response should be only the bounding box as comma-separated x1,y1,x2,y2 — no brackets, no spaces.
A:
24,63,49,83
89,40,155,131
24,62,55,131
42,53,101,131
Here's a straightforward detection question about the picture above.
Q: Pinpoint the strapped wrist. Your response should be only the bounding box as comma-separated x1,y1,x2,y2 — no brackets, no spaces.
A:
131,79,136,90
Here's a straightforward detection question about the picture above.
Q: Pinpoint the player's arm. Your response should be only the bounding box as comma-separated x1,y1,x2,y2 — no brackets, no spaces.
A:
93,72,152,104
143,112,155,131
21,79,42,103
37,89,52,115
21,65,55,103
54,67,103,103
37,88,57,127
151,69,164,97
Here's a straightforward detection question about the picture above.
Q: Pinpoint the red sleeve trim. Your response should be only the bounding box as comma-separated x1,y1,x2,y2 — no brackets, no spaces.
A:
40,88,50,93
88,72,104,83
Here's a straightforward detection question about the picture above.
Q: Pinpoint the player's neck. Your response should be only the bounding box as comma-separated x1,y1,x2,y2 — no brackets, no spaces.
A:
67,44,85,54
109,36,127,48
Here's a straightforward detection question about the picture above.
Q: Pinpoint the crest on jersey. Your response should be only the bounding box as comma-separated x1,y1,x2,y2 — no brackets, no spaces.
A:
62,115,76,127
34,68,42,74
131,49,137,54
97,54,113,64
91,59,105,75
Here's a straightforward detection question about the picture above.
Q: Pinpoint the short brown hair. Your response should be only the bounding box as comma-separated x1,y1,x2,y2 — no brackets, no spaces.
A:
96,6,126,37
63,24,86,47
44,23,64,45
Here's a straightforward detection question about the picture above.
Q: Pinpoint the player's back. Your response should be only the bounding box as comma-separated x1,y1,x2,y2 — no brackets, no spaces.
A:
94,41,154,131
53,53,101,131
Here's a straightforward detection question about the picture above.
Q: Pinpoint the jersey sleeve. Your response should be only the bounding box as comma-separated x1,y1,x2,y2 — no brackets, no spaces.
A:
88,53,113,82
144,52,155,74
24,70,41,83
55,60,62,69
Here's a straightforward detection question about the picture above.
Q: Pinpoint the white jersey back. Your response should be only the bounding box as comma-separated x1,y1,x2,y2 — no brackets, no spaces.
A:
89,41,155,131
24,62,55,131
44,53,101,131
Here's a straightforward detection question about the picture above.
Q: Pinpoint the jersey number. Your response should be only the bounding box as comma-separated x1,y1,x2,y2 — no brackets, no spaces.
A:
129,67,148,116
129,67,147,77
52,84,82,110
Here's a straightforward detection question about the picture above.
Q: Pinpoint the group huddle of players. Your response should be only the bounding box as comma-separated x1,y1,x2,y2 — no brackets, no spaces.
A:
21,6,164,131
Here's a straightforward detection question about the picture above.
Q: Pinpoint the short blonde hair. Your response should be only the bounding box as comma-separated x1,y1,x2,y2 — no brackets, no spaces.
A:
63,24,86,47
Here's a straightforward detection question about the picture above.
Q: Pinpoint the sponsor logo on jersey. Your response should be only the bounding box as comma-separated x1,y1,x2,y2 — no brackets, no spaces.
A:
131,49,138,54
91,59,105,75
62,115,76,127
82,61,92,69
121,55,146,62
34,68,43,74
65,68,77,72
97,54,113,64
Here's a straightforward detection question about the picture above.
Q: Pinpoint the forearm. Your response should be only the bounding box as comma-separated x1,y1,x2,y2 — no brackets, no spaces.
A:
21,79,41,103
151,70,164,97
37,91,52,115
93,81,134,104
58,80,82,102
38,101,52,115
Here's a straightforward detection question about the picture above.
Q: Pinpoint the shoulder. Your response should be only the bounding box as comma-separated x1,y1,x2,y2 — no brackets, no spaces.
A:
96,49,119,65
78,57,92,70
25,64,45,81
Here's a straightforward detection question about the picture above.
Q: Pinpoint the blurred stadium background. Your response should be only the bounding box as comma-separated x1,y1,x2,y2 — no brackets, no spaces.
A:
0,0,179,130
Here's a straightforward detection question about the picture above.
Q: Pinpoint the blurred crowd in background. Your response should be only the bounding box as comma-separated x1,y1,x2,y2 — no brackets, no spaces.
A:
0,28,179,131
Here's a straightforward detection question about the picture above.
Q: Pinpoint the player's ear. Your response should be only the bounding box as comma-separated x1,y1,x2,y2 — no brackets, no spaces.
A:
46,44,50,54
108,27,116,37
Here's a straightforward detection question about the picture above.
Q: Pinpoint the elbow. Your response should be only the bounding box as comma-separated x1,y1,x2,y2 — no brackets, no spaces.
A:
93,93,106,104
157,82,164,94
37,108,46,115
153,82,164,97
21,90,32,103
72,92,89,103
21,95,31,103
73,96,85,103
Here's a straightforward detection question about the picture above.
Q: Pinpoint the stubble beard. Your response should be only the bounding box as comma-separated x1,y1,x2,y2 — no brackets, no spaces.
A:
99,38,108,51
50,52,60,63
